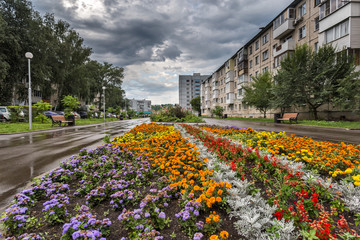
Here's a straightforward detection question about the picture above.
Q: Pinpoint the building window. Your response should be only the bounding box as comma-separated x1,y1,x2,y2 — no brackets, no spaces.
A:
299,2,306,17
314,0,320,7
320,0,345,19
299,25,306,39
255,41,259,50
314,42,319,53
249,46,253,55
314,17,319,31
255,56,259,65
262,50,269,61
262,33,269,45
255,71,259,77
263,67,269,73
325,20,349,43
249,60,253,68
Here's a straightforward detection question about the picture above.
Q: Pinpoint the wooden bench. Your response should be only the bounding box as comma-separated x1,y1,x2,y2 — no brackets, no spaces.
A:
51,115,72,127
277,113,299,124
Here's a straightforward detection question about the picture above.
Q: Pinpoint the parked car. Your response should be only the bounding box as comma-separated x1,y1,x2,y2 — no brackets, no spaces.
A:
55,111,65,115
0,106,11,121
43,111,58,118
0,112,5,122
71,112,81,120
79,111,88,119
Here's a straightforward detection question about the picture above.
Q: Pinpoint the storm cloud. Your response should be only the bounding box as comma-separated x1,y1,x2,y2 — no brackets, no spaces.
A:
31,0,290,104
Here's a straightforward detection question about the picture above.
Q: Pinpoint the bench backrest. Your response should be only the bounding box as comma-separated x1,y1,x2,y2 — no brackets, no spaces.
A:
282,113,298,119
51,115,66,121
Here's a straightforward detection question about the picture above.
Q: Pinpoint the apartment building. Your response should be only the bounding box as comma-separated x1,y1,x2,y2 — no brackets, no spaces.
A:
128,98,152,113
201,0,360,119
179,73,210,109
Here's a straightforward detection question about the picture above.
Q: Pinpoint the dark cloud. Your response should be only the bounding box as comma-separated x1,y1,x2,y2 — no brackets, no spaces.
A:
31,0,291,103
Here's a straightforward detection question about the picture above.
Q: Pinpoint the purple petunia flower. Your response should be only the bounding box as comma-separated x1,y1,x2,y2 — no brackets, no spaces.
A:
158,212,166,219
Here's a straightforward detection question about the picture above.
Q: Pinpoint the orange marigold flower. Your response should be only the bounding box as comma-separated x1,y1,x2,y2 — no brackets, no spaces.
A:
220,231,229,239
216,197,222,202
210,235,219,240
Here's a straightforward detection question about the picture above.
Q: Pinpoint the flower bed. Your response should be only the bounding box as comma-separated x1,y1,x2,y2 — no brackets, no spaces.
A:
180,124,360,239
199,125,360,186
1,123,243,240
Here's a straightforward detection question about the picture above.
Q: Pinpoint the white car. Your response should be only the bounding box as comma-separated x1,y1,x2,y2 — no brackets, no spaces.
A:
0,106,11,121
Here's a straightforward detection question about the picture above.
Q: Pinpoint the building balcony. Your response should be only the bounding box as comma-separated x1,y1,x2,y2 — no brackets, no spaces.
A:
273,39,295,57
213,90,219,99
273,18,295,39
212,102,220,107
226,93,234,104
225,71,234,83
238,74,249,86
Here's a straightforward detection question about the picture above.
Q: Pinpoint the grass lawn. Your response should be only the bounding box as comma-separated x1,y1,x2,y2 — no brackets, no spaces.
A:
0,118,125,134
206,116,360,129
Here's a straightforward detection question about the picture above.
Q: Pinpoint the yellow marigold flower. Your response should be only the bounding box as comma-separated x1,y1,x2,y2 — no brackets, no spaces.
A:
345,168,353,174
354,181,360,186
220,231,229,239
210,235,219,240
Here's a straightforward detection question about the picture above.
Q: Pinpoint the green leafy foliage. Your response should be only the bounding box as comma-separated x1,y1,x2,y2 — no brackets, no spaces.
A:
243,71,273,118
212,106,224,118
61,96,79,117
151,105,204,123
273,44,360,119
190,96,201,115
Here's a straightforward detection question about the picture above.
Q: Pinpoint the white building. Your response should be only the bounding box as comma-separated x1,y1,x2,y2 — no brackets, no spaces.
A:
179,73,210,109
128,99,151,113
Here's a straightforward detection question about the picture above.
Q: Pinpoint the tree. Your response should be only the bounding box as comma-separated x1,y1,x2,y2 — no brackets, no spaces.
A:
61,95,79,117
273,44,359,120
190,96,201,116
243,71,273,118
212,106,224,118
33,100,52,123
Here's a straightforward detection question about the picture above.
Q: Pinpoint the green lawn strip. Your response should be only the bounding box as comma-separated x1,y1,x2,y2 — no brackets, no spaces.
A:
0,118,124,134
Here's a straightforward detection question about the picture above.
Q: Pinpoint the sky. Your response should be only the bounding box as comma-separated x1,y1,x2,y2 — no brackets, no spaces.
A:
31,0,290,105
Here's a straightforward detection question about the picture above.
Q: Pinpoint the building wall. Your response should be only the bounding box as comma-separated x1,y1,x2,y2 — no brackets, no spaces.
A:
202,0,359,120
128,99,152,113
179,73,209,109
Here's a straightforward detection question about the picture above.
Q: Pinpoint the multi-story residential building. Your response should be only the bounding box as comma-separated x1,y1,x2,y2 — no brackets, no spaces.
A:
128,98,151,113
201,0,359,119
318,0,360,69
179,73,210,109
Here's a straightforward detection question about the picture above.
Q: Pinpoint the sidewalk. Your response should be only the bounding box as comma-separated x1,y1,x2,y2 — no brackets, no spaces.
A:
204,118,360,145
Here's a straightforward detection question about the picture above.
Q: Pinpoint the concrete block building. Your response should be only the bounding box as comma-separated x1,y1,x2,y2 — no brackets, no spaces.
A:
201,0,360,120
179,73,210,109
128,98,152,113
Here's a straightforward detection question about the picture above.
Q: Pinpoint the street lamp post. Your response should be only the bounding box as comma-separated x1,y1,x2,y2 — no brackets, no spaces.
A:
102,86,106,122
25,52,33,130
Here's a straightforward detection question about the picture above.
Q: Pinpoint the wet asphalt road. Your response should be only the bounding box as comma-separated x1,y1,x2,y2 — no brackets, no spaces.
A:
0,118,149,212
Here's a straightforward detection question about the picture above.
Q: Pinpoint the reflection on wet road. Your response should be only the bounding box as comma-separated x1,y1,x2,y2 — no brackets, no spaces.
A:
0,118,149,212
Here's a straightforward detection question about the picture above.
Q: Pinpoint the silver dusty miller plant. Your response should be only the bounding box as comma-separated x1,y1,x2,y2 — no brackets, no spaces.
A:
175,124,299,239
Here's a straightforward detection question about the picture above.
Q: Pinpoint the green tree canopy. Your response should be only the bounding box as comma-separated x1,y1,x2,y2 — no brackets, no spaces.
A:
212,106,224,118
190,96,201,115
243,71,273,118
273,44,359,119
